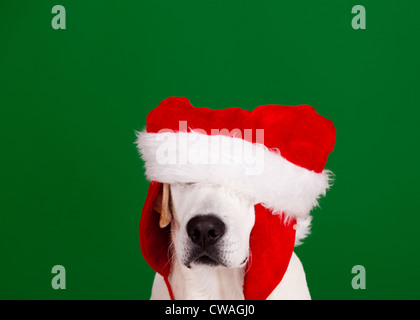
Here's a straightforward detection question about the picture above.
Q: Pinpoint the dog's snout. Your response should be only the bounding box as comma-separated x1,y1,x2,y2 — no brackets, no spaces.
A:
186,215,226,248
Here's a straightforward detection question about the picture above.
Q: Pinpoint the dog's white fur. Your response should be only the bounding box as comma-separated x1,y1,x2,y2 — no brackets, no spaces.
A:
150,182,311,300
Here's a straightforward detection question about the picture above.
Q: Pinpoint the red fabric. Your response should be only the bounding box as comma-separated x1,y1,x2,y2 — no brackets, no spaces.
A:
145,97,336,173
139,182,171,278
243,204,296,300
164,277,175,300
139,182,296,300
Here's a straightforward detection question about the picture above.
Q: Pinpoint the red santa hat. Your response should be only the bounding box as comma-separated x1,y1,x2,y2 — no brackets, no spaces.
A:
136,97,336,300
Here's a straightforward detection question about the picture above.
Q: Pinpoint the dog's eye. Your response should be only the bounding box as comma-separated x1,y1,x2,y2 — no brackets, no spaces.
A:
183,182,196,186
173,182,196,190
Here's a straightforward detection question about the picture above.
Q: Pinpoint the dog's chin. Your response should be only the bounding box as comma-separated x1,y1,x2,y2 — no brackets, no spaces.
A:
185,255,249,269
192,255,221,267
185,253,223,268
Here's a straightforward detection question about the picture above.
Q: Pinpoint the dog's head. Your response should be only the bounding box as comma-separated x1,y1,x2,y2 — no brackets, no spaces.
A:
154,182,255,269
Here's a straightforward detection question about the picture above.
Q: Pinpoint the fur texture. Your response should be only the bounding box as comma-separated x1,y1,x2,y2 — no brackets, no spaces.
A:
136,130,332,244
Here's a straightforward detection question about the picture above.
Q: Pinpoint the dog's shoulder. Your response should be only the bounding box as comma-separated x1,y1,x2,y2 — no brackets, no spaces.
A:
266,252,311,300
150,273,171,300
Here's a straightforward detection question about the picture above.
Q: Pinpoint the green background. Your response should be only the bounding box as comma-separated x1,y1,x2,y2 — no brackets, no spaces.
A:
1,0,419,300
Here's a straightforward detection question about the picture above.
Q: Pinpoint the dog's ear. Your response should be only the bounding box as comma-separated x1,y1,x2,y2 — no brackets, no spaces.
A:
153,183,173,228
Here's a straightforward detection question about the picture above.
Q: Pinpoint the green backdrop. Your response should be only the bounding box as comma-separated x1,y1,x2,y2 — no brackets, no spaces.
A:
1,0,419,300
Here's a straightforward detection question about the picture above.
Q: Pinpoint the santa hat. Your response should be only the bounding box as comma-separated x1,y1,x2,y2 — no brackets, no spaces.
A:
136,97,336,300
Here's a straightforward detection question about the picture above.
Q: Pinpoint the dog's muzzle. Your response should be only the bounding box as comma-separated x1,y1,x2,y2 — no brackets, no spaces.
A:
185,214,226,267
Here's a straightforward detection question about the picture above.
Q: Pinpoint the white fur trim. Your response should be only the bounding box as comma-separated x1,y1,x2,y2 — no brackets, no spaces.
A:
136,130,332,242
294,216,312,246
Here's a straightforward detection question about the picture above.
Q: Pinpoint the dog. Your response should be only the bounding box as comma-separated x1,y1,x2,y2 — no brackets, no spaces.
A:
149,182,311,300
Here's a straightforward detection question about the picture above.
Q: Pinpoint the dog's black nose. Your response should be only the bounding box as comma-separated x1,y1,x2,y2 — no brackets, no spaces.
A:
186,215,226,249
